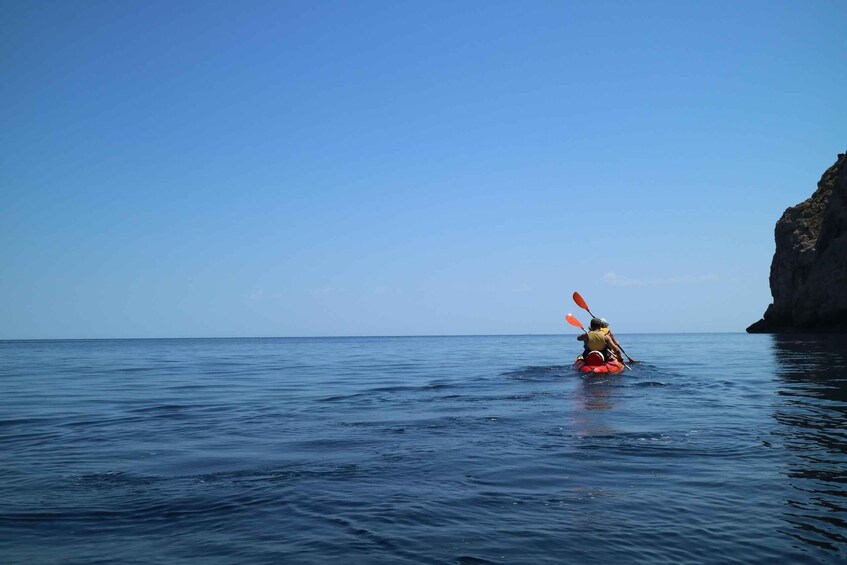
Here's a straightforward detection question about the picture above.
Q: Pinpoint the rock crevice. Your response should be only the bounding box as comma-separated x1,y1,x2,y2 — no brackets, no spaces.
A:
747,152,847,333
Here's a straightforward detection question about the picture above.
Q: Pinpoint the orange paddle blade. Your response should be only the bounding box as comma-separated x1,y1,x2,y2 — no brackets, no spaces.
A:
565,313,584,329
572,291,589,311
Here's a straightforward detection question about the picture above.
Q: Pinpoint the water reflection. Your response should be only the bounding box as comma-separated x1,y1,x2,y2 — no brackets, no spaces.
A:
770,334,847,553
570,377,620,441
576,376,618,412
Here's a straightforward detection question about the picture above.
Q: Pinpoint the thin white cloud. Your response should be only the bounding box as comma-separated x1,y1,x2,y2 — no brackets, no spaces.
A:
246,289,265,301
603,272,718,286
310,286,335,296
246,289,288,301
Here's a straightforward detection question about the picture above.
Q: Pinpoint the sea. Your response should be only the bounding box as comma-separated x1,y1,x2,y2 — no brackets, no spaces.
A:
2,333,846,564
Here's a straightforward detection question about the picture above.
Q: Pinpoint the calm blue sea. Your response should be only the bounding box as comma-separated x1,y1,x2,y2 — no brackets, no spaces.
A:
2,334,846,564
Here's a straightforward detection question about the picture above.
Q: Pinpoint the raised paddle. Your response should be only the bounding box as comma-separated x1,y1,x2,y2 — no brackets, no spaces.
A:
572,292,595,317
572,291,637,364
565,313,587,332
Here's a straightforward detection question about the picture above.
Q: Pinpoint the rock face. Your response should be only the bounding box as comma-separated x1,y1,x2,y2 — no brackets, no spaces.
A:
747,152,847,333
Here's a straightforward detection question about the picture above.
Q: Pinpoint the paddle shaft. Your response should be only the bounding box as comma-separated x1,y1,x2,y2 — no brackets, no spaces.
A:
608,331,633,364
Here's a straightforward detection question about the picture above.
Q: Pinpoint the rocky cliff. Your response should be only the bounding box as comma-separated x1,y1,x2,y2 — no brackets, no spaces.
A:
747,152,847,333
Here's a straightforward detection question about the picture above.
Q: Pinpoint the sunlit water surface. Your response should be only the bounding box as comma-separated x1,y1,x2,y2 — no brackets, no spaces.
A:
2,334,846,563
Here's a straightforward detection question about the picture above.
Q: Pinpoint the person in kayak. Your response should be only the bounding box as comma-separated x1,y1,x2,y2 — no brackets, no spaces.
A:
597,318,635,363
577,317,623,364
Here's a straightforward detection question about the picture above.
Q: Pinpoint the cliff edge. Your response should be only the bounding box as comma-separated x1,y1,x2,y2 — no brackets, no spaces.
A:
747,152,847,333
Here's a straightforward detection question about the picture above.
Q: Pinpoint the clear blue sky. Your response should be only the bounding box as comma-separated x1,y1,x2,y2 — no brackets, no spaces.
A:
2,1,844,338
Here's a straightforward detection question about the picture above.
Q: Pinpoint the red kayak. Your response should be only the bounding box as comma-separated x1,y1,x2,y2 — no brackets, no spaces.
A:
574,357,625,374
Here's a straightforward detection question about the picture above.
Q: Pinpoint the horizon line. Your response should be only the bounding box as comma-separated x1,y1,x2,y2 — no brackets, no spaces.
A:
0,331,752,342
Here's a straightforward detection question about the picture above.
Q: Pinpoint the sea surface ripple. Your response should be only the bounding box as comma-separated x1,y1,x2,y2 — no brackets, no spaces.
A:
1,334,846,563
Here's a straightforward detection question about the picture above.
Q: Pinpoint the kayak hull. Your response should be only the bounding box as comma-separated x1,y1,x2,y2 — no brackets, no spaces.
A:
574,357,625,374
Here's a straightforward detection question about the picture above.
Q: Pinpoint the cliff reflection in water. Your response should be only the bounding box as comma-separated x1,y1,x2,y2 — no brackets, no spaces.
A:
771,334,847,552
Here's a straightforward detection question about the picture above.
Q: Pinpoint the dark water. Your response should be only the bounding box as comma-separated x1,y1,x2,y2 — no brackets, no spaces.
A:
2,334,846,564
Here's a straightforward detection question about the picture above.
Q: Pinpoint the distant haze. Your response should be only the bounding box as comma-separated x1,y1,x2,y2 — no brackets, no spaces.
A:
2,1,845,339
